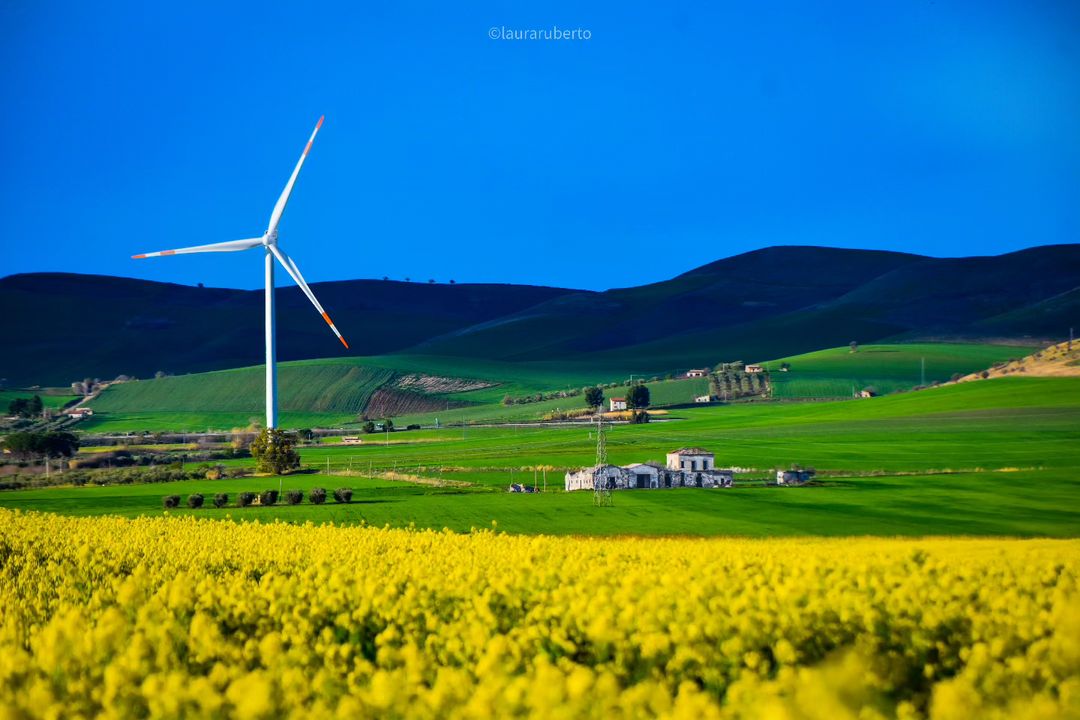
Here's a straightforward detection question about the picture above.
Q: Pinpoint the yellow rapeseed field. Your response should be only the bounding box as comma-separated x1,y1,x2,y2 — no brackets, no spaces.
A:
0,509,1078,719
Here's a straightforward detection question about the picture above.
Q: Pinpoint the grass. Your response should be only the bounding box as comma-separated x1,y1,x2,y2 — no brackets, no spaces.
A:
78,343,1026,432
4,376,1078,536
764,343,1032,398
0,470,1075,537
0,389,80,411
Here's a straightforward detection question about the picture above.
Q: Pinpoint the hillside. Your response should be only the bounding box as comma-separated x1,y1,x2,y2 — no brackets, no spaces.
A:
762,343,1033,399
2,244,1077,386
78,343,1026,432
957,339,1080,382
0,274,575,386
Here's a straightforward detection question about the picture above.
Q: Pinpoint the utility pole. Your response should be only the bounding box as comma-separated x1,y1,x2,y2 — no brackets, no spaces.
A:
593,413,612,507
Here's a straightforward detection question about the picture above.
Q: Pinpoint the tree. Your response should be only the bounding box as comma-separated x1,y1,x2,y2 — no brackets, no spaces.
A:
249,428,300,475
362,421,376,434
428,279,435,284
449,279,456,285
382,418,395,432
584,386,604,410
849,341,858,353
298,428,314,443
29,395,43,416
626,384,650,410
780,362,791,372
2,431,78,460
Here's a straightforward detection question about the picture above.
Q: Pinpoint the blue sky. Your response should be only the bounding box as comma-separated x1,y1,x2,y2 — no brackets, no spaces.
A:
1,1,1077,291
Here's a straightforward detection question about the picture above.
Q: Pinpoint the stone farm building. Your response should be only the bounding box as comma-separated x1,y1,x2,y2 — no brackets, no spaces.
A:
564,448,733,491
609,397,627,411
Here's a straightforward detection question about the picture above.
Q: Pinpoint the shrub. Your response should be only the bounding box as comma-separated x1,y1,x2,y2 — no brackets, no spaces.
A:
213,493,229,508
249,428,300,475
406,424,421,431
260,490,279,506
333,487,353,504
310,487,327,504
187,493,204,509
285,490,304,505
162,495,180,509
237,492,255,507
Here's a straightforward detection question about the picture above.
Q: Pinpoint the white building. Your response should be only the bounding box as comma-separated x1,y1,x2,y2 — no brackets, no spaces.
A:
609,397,627,411
686,369,709,378
694,395,713,403
745,364,764,374
564,449,733,491
666,447,715,472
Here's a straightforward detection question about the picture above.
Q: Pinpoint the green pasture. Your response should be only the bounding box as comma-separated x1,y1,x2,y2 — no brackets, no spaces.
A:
764,343,1032,398
0,389,80,411
4,377,1079,536
0,470,1075,537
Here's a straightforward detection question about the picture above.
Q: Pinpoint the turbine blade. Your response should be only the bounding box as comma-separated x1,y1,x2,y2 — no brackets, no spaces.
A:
132,237,263,259
267,116,324,234
269,245,349,349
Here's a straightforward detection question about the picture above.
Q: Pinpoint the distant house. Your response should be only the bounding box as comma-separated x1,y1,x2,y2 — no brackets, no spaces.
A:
685,369,709,378
858,390,875,398
68,407,94,418
777,469,816,485
340,436,363,445
745,364,764,374
694,395,713,404
666,447,715,472
609,397,627,411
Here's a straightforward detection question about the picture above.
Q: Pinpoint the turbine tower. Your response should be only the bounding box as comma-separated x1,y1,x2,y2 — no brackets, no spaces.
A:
132,116,347,429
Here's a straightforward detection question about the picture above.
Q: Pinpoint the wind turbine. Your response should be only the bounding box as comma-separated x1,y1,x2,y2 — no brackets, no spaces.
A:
132,116,348,430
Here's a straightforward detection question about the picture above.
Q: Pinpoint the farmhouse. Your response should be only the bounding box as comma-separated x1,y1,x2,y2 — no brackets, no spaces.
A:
68,407,93,418
564,448,734,491
745,364,764,374
609,397,627,411
694,395,713,403
340,436,363,445
685,368,709,378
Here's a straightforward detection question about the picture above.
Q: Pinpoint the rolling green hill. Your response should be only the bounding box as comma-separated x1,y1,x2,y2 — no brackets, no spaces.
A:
3,244,1076,386
762,343,1032,398
78,343,1025,432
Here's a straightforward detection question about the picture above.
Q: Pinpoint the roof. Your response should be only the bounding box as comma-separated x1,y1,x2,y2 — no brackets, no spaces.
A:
669,447,714,456
623,463,658,471
611,397,625,402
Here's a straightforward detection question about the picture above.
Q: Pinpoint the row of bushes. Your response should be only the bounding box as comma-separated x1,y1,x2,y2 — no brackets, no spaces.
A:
163,487,353,510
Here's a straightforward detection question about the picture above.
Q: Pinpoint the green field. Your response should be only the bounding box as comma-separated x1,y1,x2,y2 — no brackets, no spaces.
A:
764,343,1032,398
0,389,79,412
78,343,1024,432
4,376,1078,536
